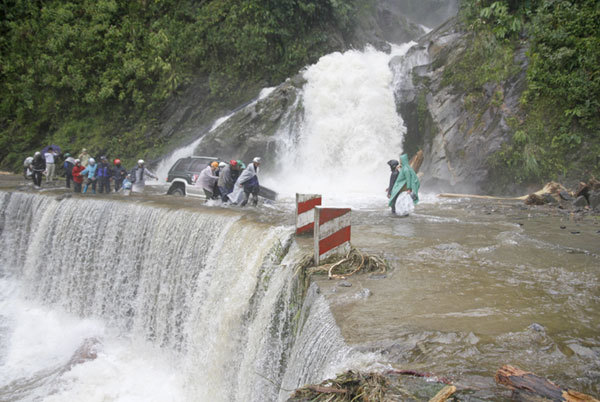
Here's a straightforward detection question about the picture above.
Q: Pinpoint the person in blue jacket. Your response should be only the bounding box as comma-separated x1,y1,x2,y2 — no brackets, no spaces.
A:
96,156,112,194
80,157,98,194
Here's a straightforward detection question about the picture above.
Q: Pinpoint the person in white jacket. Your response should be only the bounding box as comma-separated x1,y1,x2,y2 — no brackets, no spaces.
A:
130,160,157,193
238,157,261,207
197,161,219,200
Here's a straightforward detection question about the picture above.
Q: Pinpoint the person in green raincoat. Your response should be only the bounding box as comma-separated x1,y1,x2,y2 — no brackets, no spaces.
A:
388,154,420,214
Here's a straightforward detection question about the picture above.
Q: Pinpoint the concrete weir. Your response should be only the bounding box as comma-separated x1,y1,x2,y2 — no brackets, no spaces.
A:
0,188,364,402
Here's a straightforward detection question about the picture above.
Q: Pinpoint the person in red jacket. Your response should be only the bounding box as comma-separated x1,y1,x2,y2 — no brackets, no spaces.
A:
71,159,85,193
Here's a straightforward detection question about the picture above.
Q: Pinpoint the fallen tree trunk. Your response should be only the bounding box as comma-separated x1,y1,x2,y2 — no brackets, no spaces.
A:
438,193,525,200
495,365,599,402
409,150,424,173
439,181,573,202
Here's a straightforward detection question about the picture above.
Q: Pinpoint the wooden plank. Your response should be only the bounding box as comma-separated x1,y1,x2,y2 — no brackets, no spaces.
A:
495,365,599,402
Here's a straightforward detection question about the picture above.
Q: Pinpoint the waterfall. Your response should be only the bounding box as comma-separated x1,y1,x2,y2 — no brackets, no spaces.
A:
0,191,366,401
266,44,415,201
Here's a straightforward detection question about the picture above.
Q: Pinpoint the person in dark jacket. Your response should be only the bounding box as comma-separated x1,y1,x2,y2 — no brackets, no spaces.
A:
386,159,400,214
96,156,112,194
31,152,46,187
71,159,85,193
217,160,239,202
112,158,127,192
63,153,76,188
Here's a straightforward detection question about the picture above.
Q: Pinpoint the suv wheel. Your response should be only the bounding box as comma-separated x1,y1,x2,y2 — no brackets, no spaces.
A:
168,183,185,196
171,187,185,196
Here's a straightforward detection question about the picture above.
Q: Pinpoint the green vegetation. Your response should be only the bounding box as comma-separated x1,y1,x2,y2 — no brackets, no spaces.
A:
451,0,600,186
0,0,361,170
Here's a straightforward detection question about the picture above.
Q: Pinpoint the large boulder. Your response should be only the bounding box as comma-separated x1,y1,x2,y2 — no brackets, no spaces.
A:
195,78,304,172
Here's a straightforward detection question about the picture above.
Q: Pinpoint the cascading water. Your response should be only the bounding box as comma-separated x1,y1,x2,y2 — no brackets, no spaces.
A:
264,43,416,205
0,192,370,401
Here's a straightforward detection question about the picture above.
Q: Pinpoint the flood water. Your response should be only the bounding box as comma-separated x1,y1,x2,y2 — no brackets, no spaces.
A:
314,198,600,398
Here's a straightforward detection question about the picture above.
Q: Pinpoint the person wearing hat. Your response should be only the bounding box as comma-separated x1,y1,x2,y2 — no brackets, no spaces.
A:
63,153,76,189
78,148,90,167
71,159,85,193
112,158,127,192
197,161,220,200
238,157,261,207
386,159,399,214
130,159,157,193
96,156,113,194
388,154,420,214
217,160,239,202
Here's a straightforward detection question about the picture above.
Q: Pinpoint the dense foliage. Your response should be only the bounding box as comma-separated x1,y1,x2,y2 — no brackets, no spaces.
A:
0,0,360,170
455,0,600,185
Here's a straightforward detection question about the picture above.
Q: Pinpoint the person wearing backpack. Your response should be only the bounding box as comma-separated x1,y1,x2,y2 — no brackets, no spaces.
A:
96,156,112,194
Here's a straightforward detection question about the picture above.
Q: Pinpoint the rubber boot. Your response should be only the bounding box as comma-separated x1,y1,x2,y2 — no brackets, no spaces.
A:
83,184,88,194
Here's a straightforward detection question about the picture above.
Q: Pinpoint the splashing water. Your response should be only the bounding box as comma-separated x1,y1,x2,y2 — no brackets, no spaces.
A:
262,44,417,207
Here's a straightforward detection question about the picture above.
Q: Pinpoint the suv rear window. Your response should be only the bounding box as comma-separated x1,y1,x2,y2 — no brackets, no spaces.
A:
170,158,191,173
189,158,215,172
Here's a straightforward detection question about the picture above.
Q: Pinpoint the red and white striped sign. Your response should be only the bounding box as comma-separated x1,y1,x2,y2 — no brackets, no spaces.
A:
314,206,351,265
295,193,322,235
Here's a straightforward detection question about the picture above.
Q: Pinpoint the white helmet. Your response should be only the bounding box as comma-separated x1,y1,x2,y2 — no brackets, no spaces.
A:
219,162,227,168
252,157,261,163
34,151,41,156
138,159,144,165
74,159,81,164
88,157,96,164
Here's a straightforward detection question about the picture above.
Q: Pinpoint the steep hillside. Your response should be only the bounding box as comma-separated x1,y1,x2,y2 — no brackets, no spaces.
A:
396,0,600,194
0,0,426,171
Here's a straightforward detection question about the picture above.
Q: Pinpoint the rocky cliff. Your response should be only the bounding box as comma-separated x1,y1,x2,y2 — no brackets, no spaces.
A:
393,19,529,194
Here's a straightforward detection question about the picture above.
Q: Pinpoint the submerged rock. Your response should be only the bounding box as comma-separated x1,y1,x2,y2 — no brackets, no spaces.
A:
589,191,600,210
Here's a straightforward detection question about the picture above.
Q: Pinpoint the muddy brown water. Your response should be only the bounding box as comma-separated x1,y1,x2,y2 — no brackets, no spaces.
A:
315,200,600,398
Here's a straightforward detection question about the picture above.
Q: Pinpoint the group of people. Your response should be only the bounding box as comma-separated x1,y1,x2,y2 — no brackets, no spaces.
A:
25,148,157,194
197,157,262,207
386,154,420,214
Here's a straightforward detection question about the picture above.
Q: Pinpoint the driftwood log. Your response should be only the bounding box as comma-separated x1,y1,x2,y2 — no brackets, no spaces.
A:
429,385,457,402
409,150,424,174
495,365,599,402
439,181,573,202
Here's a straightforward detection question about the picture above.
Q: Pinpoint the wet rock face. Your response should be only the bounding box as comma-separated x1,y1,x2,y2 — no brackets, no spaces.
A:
393,19,528,194
196,79,303,171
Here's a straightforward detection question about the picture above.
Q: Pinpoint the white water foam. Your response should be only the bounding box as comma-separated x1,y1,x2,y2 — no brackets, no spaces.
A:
0,192,373,401
266,46,408,198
